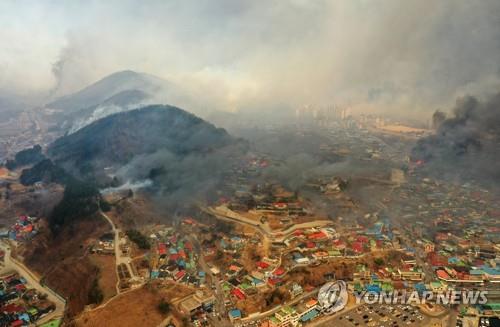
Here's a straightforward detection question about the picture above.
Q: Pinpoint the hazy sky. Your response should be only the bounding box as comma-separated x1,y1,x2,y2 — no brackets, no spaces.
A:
1,0,500,115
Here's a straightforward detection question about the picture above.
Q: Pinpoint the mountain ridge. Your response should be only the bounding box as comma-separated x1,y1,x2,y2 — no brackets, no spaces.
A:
48,104,240,179
47,70,170,113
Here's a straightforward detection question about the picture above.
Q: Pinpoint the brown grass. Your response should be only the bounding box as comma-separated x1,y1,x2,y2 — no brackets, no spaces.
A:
89,254,118,301
74,286,168,327
20,216,110,316
159,281,195,301
235,294,267,314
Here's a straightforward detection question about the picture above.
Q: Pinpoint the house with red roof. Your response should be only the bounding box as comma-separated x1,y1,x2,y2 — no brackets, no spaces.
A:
256,261,270,269
428,252,447,267
158,243,167,256
10,320,24,327
184,242,193,251
174,270,186,281
351,241,364,253
169,253,181,262
14,284,26,293
231,288,246,300
273,267,286,277
308,231,328,241
293,229,304,237
267,277,283,287
436,269,450,280
2,303,24,314
333,239,346,250
273,202,288,210
356,235,369,243
306,242,316,249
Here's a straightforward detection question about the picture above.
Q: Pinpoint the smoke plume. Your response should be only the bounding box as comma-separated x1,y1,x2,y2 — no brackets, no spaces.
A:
1,1,500,117
412,91,500,185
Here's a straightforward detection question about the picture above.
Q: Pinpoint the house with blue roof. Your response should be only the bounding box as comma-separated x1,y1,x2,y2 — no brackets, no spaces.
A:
366,284,382,293
18,313,30,323
251,277,264,287
414,283,427,294
300,309,319,322
481,265,500,282
228,309,242,322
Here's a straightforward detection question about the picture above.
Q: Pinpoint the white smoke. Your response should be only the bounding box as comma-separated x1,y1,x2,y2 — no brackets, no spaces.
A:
100,179,153,195
68,101,154,134
1,1,500,117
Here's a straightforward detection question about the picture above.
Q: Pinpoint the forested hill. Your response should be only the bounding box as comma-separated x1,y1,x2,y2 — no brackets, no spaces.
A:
48,104,239,175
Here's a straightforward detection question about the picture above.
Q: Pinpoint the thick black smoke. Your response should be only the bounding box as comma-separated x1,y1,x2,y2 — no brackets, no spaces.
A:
412,91,500,185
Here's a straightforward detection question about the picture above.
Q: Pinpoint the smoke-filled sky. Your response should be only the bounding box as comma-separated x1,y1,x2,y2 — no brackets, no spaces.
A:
1,0,500,115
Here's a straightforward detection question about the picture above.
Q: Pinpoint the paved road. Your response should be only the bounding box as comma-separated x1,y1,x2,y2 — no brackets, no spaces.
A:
0,241,66,325
203,205,332,242
241,288,319,323
100,211,138,290
189,228,322,325
187,235,232,327
307,303,362,327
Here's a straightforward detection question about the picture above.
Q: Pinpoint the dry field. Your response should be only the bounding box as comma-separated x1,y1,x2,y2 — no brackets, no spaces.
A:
89,254,118,301
74,286,168,327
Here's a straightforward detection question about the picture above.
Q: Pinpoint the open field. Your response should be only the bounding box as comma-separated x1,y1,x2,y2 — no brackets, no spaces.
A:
89,254,118,301
73,286,168,327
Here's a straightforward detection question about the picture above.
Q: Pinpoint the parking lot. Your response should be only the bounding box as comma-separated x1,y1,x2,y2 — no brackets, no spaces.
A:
478,316,500,327
329,304,429,327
